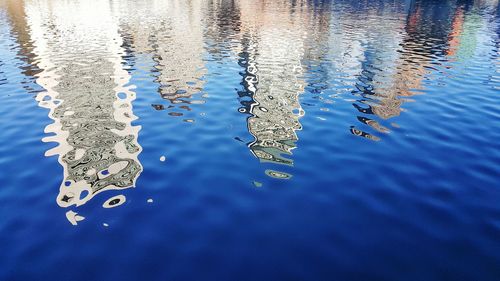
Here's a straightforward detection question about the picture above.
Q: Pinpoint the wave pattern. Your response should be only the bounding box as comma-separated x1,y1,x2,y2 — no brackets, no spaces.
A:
0,0,499,280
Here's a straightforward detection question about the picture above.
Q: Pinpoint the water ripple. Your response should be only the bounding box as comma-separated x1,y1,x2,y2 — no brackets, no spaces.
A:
0,0,499,280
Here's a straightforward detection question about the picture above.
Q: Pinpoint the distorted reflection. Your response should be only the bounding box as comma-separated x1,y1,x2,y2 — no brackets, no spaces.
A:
197,0,499,177
346,0,499,140
1,0,498,202
324,0,410,140
23,0,142,224
117,0,207,116
233,1,312,178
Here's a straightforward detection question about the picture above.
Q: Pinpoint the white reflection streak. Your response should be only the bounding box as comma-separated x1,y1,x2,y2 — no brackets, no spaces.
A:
24,0,142,224
239,1,307,177
118,0,206,106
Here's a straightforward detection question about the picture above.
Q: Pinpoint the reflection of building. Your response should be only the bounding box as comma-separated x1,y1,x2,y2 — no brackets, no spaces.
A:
369,0,460,119
116,0,206,115
204,0,243,58
234,1,317,178
21,0,142,224
447,0,499,62
216,0,338,178
1,0,40,83
317,0,408,139
344,0,486,140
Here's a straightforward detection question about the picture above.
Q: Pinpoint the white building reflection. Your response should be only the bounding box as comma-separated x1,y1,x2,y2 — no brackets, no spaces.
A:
115,0,207,114
23,0,142,224
235,1,316,179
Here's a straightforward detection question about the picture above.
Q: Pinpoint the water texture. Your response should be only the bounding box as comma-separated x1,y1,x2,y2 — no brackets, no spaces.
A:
0,0,499,280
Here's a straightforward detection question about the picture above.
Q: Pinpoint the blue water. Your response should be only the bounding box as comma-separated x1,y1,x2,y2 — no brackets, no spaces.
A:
0,0,499,280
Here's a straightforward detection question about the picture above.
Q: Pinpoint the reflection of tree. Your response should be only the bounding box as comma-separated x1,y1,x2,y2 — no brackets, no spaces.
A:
19,0,142,223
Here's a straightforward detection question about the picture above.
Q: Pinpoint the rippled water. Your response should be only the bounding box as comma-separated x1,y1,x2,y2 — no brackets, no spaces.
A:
0,0,499,280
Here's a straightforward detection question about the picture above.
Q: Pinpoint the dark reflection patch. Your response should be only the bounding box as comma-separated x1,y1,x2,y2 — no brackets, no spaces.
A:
103,195,126,209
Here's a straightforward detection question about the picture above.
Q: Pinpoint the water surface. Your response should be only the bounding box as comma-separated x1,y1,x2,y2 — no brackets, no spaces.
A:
0,0,499,280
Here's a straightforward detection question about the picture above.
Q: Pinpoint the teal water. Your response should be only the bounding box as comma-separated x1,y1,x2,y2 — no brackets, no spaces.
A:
0,0,499,280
